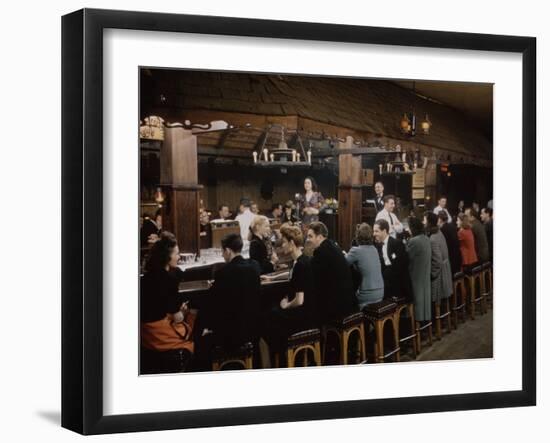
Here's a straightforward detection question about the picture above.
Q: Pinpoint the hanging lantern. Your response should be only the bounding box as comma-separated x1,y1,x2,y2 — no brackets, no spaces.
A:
400,113,411,134
420,114,432,134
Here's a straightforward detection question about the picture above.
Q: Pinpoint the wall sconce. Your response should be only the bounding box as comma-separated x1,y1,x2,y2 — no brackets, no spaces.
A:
420,114,432,134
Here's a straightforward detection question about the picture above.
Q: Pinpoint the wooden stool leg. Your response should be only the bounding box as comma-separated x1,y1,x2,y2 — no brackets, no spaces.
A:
451,291,458,329
287,349,295,368
342,330,349,365
314,341,322,366
409,305,417,358
434,303,442,339
427,321,433,346
392,318,400,362
359,324,367,362
415,321,422,354
375,320,384,363
468,277,476,320
445,299,452,333
274,353,280,368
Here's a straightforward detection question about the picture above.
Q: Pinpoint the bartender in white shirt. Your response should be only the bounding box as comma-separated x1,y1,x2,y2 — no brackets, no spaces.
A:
375,195,403,238
235,198,256,241
433,196,452,223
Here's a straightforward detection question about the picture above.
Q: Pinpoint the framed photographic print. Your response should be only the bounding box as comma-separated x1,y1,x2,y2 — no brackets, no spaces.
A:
62,8,536,435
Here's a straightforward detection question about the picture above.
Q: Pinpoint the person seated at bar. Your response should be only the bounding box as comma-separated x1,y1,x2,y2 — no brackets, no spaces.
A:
345,223,384,309
199,208,211,249
433,196,452,222
457,213,478,272
307,222,356,323
140,208,162,247
215,203,232,221
281,200,299,225
423,212,453,305
140,232,195,374
373,219,412,300
375,195,404,239
251,201,260,215
263,225,318,352
481,207,493,261
269,202,283,220
248,215,277,274
406,216,432,323
437,211,462,275
235,198,256,241
465,207,490,263
193,233,262,371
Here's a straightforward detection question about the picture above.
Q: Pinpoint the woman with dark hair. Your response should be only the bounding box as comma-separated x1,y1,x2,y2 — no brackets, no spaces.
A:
140,233,195,374
299,176,324,225
457,213,478,271
262,224,317,357
345,223,384,308
248,215,277,274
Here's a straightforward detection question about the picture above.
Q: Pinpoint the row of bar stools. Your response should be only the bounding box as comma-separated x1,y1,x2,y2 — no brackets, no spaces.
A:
481,262,493,308
392,296,417,359
433,297,452,339
286,329,322,367
451,272,467,328
323,312,367,365
465,265,487,318
363,300,400,363
212,342,254,371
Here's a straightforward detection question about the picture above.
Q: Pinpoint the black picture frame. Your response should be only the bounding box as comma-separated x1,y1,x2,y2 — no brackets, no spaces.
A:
62,8,536,435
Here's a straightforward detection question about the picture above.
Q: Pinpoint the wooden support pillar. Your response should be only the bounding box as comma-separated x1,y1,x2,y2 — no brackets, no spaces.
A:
424,160,437,207
337,136,362,251
160,126,202,254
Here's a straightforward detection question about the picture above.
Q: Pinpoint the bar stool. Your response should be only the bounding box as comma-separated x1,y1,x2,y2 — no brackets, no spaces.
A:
363,300,400,363
481,262,493,308
464,265,487,318
212,342,254,371
451,272,467,328
433,297,452,340
391,296,417,359
323,312,367,365
286,329,322,368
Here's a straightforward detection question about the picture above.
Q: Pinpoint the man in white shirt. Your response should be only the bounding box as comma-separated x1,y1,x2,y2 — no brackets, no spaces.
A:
375,195,403,238
433,196,452,223
235,198,256,241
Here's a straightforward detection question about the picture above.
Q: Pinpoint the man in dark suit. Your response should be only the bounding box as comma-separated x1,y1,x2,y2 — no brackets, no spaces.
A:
437,211,462,275
306,222,357,323
193,233,261,370
373,219,412,300
373,181,385,212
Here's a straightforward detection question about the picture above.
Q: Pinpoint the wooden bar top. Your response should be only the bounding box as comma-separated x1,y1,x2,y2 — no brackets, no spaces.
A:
178,270,290,294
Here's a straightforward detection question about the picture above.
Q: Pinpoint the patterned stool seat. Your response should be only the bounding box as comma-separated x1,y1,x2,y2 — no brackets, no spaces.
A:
324,312,367,365
212,342,254,371
286,328,322,368
363,300,397,320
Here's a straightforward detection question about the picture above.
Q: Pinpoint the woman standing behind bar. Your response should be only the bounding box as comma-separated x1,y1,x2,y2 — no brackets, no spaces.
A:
263,225,317,352
299,176,324,225
345,223,384,309
457,213,478,271
140,233,195,374
249,215,277,274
